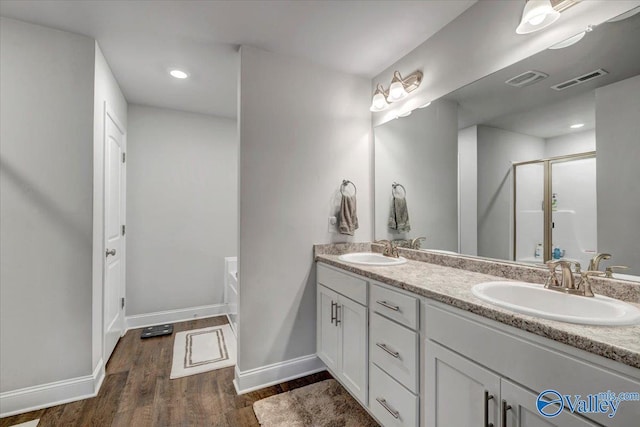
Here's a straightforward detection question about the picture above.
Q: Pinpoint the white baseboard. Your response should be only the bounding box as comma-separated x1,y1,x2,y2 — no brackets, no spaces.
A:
125,304,228,331
0,359,105,418
233,354,326,395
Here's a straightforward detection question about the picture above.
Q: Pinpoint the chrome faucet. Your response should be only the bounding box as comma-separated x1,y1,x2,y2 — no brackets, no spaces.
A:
374,240,400,258
545,260,603,297
411,237,426,249
588,253,611,271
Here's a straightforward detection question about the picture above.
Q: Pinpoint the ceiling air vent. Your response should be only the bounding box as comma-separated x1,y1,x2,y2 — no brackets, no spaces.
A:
505,71,549,88
551,68,608,91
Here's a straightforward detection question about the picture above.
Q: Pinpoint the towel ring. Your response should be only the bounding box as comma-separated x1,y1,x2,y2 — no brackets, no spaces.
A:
392,182,406,198
341,179,357,196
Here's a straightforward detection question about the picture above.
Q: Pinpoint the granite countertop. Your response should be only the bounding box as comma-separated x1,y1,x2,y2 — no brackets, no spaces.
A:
316,254,640,369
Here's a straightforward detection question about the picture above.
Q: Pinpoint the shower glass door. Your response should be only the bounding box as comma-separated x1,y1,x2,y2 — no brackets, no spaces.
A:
514,161,545,264
550,155,597,269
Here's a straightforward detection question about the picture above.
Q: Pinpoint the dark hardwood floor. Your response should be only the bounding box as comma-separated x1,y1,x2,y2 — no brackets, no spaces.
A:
1,316,331,427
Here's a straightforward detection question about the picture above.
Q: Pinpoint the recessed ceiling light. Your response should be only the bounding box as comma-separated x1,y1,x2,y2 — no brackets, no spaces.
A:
169,69,189,79
570,123,585,129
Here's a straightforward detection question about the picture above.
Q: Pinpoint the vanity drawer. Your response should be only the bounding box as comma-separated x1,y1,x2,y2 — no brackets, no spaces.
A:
370,363,418,427
317,263,367,305
370,312,418,393
371,283,419,330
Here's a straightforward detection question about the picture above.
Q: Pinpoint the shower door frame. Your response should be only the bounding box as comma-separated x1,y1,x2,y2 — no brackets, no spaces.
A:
512,151,596,263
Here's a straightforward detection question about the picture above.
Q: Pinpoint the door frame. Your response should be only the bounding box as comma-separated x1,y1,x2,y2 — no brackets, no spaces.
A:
512,151,595,262
102,102,127,364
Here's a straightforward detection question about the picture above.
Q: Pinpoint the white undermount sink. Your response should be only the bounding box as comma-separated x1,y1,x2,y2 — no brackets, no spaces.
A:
472,281,640,326
338,252,407,266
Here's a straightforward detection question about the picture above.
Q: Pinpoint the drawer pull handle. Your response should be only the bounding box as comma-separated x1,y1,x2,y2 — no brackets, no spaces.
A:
330,301,337,325
484,391,494,427
376,397,400,419
376,342,400,359
335,304,341,326
501,400,512,427
376,300,400,311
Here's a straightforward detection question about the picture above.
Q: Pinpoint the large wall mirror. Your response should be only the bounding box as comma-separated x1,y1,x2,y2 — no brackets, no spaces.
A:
374,9,640,278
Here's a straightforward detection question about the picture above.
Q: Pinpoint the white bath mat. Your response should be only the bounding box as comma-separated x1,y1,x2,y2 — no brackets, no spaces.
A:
11,420,39,427
170,324,236,379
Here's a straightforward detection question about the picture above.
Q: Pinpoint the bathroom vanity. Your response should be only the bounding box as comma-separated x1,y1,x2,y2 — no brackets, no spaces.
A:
315,246,640,427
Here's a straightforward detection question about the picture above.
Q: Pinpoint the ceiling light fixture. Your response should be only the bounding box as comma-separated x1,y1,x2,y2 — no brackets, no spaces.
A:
169,69,189,79
570,123,585,129
516,0,561,34
370,69,423,112
418,101,432,109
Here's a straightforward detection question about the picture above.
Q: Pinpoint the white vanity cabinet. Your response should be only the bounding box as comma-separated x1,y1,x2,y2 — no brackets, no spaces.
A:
317,264,368,405
426,341,599,427
316,261,639,427
369,282,421,427
424,301,640,427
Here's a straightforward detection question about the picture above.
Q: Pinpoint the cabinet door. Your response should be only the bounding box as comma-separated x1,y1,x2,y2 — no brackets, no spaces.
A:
501,380,599,427
317,285,339,372
338,295,368,405
425,341,500,427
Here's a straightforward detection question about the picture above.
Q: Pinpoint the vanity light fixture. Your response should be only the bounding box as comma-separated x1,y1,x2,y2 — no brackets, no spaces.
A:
570,123,585,129
370,70,423,112
549,31,585,49
370,84,390,112
516,0,561,34
549,25,594,50
169,69,189,79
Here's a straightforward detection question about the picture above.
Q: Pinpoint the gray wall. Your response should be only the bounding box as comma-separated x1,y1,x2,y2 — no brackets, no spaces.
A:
126,105,237,315
458,125,478,255
371,1,637,126
374,99,458,251
596,75,640,275
545,129,595,158
238,45,371,373
477,126,545,260
0,17,95,391
92,42,128,369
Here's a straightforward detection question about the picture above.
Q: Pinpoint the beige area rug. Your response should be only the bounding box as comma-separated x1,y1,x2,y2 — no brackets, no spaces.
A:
170,324,236,379
253,379,379,427
10,420,39,427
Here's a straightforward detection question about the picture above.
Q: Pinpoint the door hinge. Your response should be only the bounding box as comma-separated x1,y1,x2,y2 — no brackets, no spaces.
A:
122,224,126,236
122,152,126,163
121,297,125,309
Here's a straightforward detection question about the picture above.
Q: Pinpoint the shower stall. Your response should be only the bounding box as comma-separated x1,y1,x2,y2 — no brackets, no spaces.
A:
513,152,597,268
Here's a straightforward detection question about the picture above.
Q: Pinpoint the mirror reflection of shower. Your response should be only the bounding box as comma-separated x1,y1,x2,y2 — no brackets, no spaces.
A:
514,152,597,268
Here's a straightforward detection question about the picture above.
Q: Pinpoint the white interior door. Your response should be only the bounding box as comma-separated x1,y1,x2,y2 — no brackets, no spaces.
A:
104,106,126,362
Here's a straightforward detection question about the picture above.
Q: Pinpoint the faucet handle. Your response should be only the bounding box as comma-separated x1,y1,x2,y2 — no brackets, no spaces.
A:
544,261,561,288
578,270,605,297
605,265,629,278
573,262,582,274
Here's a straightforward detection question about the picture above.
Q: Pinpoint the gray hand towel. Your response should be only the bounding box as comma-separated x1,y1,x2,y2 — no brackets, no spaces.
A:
388,196,410,232
339,195,359,236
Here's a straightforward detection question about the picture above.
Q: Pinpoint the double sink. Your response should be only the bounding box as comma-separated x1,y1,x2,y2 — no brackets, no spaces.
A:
337,252,640,327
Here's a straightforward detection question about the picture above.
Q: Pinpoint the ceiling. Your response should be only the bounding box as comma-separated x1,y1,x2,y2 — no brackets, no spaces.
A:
444,9,640,139
0,0,476,119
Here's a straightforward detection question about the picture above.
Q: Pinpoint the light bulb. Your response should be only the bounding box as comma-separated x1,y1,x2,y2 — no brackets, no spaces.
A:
516,0,560,34
388,81,408,101
169,69,189,79
528,14,546,26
